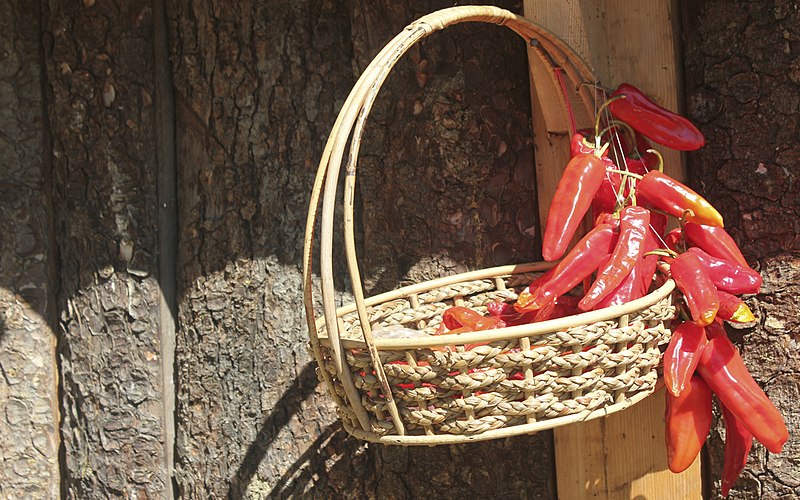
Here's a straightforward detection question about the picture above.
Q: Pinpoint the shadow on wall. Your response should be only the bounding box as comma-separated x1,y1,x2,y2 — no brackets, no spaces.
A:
228,362,320,497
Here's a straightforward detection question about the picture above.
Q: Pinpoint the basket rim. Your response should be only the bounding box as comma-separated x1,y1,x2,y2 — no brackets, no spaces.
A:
315,260,676,351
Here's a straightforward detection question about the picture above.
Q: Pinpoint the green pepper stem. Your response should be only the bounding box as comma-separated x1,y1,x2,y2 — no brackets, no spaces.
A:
646,148,665,173
645,248,679,259
606,169,643,180
599,120,638,150
595,95,627,140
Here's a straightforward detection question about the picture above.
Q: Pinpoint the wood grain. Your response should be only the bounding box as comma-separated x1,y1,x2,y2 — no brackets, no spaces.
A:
524,1,701,498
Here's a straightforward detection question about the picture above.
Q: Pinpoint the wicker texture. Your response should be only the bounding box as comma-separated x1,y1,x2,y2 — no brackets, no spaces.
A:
313,265,675,443
302,6,677,445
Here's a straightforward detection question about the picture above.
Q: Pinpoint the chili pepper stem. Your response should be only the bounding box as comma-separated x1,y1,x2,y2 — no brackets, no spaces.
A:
646,148,665,173
595,95,627,141
680,209,696,227
594,141,610,158
599,120,638,151
606,169,643,180
645,248,679,259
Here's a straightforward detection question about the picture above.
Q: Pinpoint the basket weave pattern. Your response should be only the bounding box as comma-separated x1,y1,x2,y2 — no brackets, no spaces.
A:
314,269,675,438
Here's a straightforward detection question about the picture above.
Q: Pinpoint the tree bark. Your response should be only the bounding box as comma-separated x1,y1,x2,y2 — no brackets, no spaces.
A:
42,0,170,497
682,1,800,497
0,1,59,498
168,0,554,497
167,1,363,497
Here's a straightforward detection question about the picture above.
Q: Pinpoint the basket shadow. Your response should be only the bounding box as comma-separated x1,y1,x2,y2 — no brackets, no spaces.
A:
228,362,320,498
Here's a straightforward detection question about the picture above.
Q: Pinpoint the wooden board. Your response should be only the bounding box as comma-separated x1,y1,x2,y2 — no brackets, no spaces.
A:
523,1,701,498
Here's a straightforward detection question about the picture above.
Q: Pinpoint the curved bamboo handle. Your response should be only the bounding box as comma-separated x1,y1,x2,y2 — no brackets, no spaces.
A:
303,5,597,434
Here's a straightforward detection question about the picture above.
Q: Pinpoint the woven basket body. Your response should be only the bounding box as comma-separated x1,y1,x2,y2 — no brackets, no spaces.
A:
302,6,676,445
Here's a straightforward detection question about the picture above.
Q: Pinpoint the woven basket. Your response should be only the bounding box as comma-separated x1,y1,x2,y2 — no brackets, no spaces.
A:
302,5,676,445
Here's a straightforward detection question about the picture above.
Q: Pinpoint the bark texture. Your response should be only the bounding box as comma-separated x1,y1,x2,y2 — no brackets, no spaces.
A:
0,1,59,498
42,0,169,497
682,1,800,497
169,0,554,497
167,1,358,497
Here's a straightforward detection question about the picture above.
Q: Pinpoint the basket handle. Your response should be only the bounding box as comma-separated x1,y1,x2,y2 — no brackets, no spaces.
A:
303,5,598,433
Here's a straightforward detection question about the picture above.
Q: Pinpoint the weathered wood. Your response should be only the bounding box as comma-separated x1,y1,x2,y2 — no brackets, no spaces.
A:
167,1,364,497
154,0,178,494
348,1,554,498
168,0,555,496
524,1,702,498
683,1,800,497
42,0,169,496
0,1,59,497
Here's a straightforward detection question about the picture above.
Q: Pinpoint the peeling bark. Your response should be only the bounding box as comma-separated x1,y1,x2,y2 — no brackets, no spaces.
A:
169,0,553,497
0,1,59,498
42,0,169,497
167,1,360,497
683,1,800,497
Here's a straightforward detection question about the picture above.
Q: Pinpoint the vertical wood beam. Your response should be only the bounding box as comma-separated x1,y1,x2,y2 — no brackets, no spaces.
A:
154,0,178,496
523,1,701,498
0,1,60,496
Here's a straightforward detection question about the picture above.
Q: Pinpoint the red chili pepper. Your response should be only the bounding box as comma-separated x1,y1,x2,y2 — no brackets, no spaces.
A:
664,228,684,252
683,222,749,268
441,306,505,332
663,322,708,397
704,318,727,340
696,333,788,453
579,206,649,311
517,223,618,312
720,402,754,497
638,233,660,294
593,256,644,309
649,210,668,237
595,228,659,309
686,247,762,295
514,268,556,310
716,291,756,323
670,252,720,326
542,153,608,261
665,376,713,473
636,170,724,227
487,301,536,326
609,83,705,151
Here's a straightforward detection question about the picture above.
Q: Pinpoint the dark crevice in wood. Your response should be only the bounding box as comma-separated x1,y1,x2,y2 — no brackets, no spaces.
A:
35,0,65,495
153,0,179,498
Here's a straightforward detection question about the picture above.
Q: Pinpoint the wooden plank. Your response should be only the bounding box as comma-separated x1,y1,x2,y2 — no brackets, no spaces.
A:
523,1,701,499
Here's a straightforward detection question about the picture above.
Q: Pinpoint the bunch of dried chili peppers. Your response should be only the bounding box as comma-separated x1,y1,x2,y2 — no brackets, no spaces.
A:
433,83,787,495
